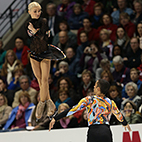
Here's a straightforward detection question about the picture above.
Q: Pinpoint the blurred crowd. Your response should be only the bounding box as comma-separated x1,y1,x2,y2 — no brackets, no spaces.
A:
1,0,142,132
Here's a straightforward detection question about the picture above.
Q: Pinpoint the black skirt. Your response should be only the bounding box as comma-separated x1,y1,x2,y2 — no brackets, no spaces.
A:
87,124,113,142
29,44,66,62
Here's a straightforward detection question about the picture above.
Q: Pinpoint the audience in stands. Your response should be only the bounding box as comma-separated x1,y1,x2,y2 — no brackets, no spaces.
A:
13,37,29,67
79,40,107,75
122,100,142,124
12,75,37,108
90,2,103,29
111,0,133,25
114,26,130,57
1,50,23,85
57,0,76,20
119,12,135,38
96,58,114,81
0,78,15,107
0,40,6,70
96,14,118,42
46,3,63,43
52,21,77,47
122,68,142,99
77,17,97,45
131,0,142,25
55,88,75,109
121,82,141,110
3,91,35,131
99,29,114,60
68,3,88,30
8,66,25,91
77,69,95,98
112,55,131,86
0,94,12,129
81,0,96,16
53,103,78,129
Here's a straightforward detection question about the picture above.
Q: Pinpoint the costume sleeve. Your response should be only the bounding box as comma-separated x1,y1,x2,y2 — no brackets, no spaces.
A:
111,100,127,126
54,97,90,121
33,18,49,39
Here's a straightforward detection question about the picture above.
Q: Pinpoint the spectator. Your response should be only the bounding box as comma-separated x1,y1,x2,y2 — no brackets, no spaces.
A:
76,31,89,61
119,13,135,38
53,103,78,129
12,75,37,108
101,70,116,87
30,78,40,91
114,26,130,57
0,39,6,70
121,82,141,110
77,69,95,98
3,91,35,131
111,0,133,25
79,109,88,127
82,0,96,16
96,58,114,81
79,40,107,75
55,88,75,109
56,31,77,53
112,55,131,86
64,47,78,74
54,61,78,88
90,2,103,29
8,66,25,91
28,92,50,130
123,37,142,68
96,14,118,42
122,100,142,124
46,3,63,43
131,0,142,25
0,94,12,129
112,45,123,58
122,68,142,98
56,77,79,104
1,50,23,85
68,3,88,30
99,29,114,60
101,0,117,14
0,78,15,107
13,37,29,67
57,0,76,20
52,20,77,47
77,17,97,45
48,74,57,102
108,85,122,109
136,22,142,38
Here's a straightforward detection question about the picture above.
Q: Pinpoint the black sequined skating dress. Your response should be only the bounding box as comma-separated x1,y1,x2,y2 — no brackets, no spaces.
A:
26,17,66,62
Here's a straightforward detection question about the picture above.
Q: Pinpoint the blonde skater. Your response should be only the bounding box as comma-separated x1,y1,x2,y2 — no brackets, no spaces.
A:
26,2,66,119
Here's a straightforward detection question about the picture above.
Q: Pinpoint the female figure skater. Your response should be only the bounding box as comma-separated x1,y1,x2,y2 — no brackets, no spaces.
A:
27,2,66,119
49,79,131,142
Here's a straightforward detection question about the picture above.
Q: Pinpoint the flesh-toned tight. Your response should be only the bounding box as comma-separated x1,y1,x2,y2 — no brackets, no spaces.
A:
30,57,51,101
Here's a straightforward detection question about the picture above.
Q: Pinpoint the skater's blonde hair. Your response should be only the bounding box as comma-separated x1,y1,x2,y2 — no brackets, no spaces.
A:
28,2,41,11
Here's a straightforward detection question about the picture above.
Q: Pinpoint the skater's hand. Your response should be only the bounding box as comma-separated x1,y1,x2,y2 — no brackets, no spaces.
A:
49,118,55,131
123,124,131,132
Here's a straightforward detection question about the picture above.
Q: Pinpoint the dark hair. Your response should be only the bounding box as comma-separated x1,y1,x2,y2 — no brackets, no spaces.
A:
15,36,24,43
136,21,142,37
89,40,103,53
101,14,113,24
57,77,73,89
83,17,92,23
112,44,122,57
59,20,70,31
123,100,137,112
108,85,121,98
97,79,110,94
